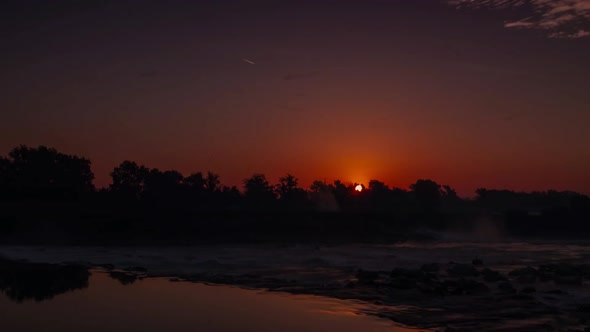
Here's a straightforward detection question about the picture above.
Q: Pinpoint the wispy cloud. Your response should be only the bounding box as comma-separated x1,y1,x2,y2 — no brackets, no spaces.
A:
549,29,590,37
448,0,590,38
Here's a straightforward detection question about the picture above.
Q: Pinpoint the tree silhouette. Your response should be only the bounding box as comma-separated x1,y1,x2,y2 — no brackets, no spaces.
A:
143,169,184,203
205,171,221,193
109,161,149,200
368,179,388,192
442,185,457,199
0,156,10,198
2,143,590,243
244,174,276,207
220,185,242,208
367,179,392,211
332,180,351,209
310,180,332,193
276,174,298,196
275,174,309,209
185,172,206,192
410,179,442,211
2,145,94,199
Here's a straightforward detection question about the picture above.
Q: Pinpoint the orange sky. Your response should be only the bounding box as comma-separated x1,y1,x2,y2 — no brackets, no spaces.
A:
1,1,589,196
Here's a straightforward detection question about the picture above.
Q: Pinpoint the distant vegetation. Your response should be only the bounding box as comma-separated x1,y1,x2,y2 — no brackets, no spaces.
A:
0,145,589,245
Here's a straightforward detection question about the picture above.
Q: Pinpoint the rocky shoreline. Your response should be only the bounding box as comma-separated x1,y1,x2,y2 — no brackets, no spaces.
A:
85,259,590,331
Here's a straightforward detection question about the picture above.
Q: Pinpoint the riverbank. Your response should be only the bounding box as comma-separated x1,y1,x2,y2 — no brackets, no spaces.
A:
2,242,590,331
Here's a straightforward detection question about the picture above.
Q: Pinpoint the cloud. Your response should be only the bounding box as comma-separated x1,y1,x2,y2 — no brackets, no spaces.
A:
549,29,590,37
448,0,590,38
504,18,535,28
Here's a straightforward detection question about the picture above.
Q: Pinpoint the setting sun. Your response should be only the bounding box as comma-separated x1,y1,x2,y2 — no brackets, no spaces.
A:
355,184,363,192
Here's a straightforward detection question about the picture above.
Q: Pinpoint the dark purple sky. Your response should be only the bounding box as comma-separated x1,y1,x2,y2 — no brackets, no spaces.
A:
2,0,589,195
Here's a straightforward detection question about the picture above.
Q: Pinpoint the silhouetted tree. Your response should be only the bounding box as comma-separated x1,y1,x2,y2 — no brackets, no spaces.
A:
244,174,276,208
220,185,242,208
2,145,94,199
410,179,442,211
276,174,298,196
0,157,10,198
309,180,339,212
475,188,527,212
275,174,309,209
109,161,149,200
143,169,184,203
571,194,590,218
442,185,457,199
185,172,206,192
332,180,350,209
367,179,392,211
368,179,389,192
205,171,221,192
390,187,411,210
310,180,333,193
475,188,492,202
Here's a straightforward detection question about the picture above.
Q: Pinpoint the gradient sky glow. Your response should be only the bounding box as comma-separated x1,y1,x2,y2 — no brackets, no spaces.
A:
2,0,589,195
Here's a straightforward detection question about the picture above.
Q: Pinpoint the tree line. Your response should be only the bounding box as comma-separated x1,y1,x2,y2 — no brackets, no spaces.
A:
1,145,589,215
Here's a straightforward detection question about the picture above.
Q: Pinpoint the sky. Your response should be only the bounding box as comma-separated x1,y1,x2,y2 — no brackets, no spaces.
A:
2,0,589,195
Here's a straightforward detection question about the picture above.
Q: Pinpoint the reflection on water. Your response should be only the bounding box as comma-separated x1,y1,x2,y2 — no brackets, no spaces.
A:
0,259,89,303
109,271,139,285
0,270,419,332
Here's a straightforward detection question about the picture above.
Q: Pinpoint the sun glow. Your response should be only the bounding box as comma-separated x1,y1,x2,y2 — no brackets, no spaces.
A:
355,184,363,192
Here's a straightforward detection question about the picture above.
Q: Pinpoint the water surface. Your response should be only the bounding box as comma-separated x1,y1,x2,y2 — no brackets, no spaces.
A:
0,270,417,332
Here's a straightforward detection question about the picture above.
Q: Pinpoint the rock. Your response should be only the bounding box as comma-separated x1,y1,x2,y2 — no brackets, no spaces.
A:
481,268,505,283
461,279,490,294
390,268,429,290
472,257,483,266
442,279,489,295
391,267,423,279
439,327,459,332
417,280,445,295
109,271,137,285
459,279,489,294
539,263,587,284
554,275,583,285
390,276,417,290
508,266,537,276
508,267,537,284
520,286,536,294
356,269,379,284
447,263,479,278
421,263,440,273
498,281,516,294
442,280,464,295
98,264,115,270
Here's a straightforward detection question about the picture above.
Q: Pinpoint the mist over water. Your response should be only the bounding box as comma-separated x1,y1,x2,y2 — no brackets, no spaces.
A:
428,215,507,243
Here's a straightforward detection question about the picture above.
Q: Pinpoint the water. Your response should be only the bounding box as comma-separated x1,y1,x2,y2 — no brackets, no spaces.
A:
0,270,417,332
2,241,590,331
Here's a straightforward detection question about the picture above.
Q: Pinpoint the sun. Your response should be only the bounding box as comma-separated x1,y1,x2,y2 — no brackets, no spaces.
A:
355,184,363,192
